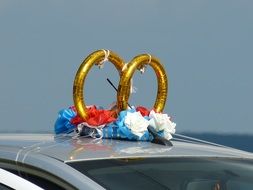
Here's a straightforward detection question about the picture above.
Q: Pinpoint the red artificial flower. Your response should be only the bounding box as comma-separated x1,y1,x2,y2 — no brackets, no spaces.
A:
71,115,83,126
136,106,150,117
71,106,116,127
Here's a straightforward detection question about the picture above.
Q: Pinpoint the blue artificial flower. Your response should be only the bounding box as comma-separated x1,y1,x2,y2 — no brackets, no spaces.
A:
54,108,76,134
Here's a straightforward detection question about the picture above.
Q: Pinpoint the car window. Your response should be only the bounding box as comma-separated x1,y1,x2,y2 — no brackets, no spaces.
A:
0,161,76,190
8,169,66,190
0,168,43,190
4,167,73,190
0,183,14,190
67,157,253,190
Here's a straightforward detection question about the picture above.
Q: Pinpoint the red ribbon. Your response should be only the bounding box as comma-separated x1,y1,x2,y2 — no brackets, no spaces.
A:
136,106,150,117
71,106,116,127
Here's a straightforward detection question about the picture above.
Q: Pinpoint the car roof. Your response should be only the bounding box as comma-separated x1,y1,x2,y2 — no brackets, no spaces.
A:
1,134,253,190
0,133,253,163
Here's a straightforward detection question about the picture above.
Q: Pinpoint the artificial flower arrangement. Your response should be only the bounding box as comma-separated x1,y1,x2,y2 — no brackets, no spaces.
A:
54,49,176,143
55,105,176,141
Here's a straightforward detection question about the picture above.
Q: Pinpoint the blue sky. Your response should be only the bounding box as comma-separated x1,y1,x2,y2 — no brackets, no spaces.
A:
0,0,252,133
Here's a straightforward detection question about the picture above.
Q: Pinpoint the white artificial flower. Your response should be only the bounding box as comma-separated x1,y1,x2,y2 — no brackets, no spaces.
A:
149,110,176,140
124,111,149,137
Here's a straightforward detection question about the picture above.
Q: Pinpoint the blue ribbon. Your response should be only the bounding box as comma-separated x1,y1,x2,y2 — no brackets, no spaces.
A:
102,109,152,141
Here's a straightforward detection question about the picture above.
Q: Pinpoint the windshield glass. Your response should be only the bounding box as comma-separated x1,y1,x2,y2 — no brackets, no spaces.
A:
67,157,253,190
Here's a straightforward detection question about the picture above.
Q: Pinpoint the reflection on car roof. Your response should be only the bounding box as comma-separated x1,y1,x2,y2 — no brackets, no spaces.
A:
0,133,252,163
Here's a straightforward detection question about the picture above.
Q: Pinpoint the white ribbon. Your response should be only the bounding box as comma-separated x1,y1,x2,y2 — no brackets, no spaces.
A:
140,54,152,74
98,49,110,69
77,122,104,139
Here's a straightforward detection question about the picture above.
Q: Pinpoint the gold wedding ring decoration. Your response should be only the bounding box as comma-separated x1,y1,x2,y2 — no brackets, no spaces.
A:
73,49,168,120
117,54,168,113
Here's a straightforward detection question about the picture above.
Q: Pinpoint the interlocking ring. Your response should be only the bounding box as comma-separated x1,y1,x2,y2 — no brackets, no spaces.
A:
73,49,126,120
117,54,168,112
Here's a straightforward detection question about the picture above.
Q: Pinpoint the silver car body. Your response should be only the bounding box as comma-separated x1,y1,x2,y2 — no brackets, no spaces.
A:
0,134,253,189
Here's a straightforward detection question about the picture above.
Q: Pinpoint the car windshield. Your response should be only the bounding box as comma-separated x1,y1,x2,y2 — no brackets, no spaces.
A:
67,157,253,190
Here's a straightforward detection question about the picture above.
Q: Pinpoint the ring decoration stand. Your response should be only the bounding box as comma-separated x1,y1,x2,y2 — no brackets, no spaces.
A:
54,49,176,145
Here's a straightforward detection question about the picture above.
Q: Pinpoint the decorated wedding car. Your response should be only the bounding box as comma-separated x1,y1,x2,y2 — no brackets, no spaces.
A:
0,50,253,190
